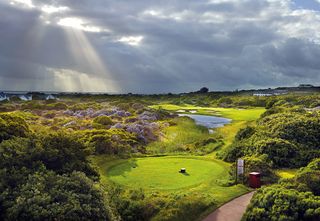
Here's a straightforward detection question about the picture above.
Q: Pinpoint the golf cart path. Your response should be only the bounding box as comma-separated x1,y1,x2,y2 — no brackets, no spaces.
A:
202,191,255,221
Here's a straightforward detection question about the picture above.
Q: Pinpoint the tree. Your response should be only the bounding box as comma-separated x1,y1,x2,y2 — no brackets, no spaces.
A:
198,87,209,93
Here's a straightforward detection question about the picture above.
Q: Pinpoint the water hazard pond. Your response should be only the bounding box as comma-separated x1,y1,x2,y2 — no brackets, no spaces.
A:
178,114,231,130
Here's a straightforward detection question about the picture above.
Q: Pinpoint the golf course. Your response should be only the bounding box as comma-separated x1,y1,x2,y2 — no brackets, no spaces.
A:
92,105,265,220
1,92,319,221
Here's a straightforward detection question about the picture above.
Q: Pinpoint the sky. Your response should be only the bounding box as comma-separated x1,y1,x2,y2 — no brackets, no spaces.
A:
0,0,320,93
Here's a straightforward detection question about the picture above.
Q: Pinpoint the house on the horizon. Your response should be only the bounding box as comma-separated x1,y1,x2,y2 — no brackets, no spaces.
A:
0,92,9,101
46,94,57,100
253,89,287,97
19,94,32,101
253,93,274,96
299,84,314,88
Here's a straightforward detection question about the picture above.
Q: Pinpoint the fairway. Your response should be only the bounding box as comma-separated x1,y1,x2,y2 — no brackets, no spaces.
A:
107,157,225,190
150,104,265,121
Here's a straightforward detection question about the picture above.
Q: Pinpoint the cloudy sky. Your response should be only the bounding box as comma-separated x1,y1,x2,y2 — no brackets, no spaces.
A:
0,0,320,93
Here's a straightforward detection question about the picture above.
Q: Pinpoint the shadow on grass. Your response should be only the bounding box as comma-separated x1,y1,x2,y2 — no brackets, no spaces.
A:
179,171,190,176
107,159,138,177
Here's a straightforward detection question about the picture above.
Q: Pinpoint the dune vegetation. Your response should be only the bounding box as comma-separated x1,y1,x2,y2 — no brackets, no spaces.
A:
0,91,319,220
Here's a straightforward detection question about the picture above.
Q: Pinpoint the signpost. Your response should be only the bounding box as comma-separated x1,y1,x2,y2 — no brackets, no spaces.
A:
236,158,245,184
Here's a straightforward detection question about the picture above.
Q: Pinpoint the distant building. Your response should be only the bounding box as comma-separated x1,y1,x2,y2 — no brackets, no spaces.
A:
46,94,57,100
253,93,273,96
299,84,314,88
0,92,9,101
19,95,32,101
253,89,287,96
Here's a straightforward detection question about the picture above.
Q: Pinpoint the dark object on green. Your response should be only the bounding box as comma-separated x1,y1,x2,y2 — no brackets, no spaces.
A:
180,168,186,173
249,172,261,188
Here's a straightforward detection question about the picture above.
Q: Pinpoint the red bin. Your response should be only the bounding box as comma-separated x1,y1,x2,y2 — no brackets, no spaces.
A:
249,172,261,188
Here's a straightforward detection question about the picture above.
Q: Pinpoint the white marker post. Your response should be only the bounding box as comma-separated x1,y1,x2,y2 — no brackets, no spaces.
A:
236,158,245,184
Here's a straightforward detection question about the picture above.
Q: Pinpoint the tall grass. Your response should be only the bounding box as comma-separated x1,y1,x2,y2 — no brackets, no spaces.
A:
147,117,219,154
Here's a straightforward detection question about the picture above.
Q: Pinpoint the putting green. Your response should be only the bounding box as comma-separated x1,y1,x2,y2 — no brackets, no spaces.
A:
107,157,225,190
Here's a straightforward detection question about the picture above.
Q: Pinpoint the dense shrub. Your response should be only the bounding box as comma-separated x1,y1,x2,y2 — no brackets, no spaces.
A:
79,129,139,155
0,133,99,180
46,102,68,110
0,113,30,142
2,171,109,221
0,132,112,220
110,187,158,221
93,116,113,129
223,112,320,168
235,126,255,141
295,158,320,196
242,185,320,221
38,132,99,179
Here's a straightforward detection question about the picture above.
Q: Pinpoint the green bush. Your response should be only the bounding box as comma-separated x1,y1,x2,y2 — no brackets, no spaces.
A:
295,158,320,195
46,102,68,110
110,187,158,221
0,132,112,220
0,113,30,143
242,185,320,221
235,126,255,141
79,129,139,155
223,111,320,168
93,116,113,129
2,171,110,221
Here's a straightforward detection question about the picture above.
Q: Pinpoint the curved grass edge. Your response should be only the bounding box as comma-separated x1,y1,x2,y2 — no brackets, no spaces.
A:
98,156,230,191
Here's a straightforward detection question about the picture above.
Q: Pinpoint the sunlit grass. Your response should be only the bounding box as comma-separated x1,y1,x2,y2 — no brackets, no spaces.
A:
275,169,297,179
106,157,225,190
150,104,265,121
92,155,249,220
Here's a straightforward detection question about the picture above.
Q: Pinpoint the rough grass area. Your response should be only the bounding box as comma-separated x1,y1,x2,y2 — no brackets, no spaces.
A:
150,105,265,155
146,117,221,154
106,157,225,190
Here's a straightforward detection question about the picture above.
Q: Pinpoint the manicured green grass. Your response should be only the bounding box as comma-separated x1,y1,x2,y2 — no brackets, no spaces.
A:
106,157,225,190
150,104,265,121
93,155,249,197
92,155,249,220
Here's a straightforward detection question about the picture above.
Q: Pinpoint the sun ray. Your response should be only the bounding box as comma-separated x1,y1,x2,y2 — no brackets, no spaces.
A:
58,26,119,92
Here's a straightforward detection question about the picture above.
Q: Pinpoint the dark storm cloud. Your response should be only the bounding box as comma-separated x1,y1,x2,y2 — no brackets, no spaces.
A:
0,0,320,93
